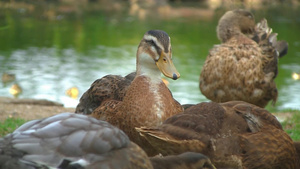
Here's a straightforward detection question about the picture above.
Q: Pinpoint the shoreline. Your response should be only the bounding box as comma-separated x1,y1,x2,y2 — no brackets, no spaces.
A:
0,97,75,121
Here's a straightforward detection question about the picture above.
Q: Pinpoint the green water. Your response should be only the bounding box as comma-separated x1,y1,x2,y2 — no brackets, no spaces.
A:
0,1,299,111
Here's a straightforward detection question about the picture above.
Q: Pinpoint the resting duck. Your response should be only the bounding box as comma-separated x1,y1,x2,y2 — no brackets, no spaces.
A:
0,113,215,169
137,101,299,168
88,30,183,156
199,9,288,108
75,72,135,114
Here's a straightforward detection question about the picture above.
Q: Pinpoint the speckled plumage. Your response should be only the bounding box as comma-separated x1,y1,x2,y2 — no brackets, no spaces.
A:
199,9,287,107
137,101,299,169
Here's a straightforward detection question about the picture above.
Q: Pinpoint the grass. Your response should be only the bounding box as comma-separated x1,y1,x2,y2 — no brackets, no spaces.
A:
0,117,27,136
281,110,300,141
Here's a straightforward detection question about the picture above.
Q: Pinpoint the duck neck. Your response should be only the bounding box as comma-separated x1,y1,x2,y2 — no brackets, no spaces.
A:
136,52,162,84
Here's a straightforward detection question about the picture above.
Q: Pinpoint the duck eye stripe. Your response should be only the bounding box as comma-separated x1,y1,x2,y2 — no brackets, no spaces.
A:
146,40,162,56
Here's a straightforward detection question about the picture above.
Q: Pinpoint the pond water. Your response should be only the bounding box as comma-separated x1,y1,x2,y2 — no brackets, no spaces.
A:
0,1,299,112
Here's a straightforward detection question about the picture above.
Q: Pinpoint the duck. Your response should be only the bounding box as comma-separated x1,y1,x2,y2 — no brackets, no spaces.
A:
199,9,288,108
0,113,215,169
137,101,299,168
87,30,183,156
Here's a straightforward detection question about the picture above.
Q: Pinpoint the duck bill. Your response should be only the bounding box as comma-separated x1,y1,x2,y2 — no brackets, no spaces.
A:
155,53,180,80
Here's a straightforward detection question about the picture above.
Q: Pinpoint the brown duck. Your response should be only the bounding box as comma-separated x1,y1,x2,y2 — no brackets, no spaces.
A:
87,30,183,156
199,9,288,108
137,101,299,168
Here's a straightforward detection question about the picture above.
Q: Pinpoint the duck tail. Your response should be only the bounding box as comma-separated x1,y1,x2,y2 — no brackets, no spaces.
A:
275,40,288,58
252,19,288,58
136,127,207,155
251,19,288,79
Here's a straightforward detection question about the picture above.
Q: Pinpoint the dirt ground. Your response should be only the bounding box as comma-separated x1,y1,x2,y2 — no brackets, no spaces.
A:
0,97,75,121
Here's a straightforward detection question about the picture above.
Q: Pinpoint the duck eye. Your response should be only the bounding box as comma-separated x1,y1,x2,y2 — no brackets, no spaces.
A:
148,40,155,46
163,58,167,63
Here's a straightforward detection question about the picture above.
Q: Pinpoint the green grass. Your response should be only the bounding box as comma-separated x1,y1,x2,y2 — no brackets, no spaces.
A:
0,117,27,137
281,110,300,141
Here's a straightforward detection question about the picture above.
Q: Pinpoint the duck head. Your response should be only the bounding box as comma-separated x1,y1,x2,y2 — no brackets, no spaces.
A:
217,9,256,43
136,30,180,81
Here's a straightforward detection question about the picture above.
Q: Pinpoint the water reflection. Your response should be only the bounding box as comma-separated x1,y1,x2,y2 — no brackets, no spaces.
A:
0,1,299,111
0,46,137,107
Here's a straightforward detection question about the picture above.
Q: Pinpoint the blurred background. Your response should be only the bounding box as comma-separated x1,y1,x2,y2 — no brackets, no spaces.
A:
0,0,299,112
